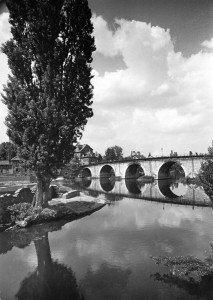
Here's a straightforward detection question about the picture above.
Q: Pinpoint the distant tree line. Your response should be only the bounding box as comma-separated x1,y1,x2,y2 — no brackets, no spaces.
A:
104,145,123,161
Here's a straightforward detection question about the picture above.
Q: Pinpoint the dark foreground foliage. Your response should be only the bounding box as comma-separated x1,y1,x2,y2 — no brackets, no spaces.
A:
151,242,213,298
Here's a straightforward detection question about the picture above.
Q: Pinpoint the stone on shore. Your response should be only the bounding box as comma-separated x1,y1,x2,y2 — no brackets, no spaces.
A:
62,190,80,199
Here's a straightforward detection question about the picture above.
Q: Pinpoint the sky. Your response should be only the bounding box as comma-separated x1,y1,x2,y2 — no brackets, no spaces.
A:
0,0,213,156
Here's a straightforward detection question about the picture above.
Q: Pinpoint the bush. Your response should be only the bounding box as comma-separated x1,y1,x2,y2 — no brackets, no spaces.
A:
7,203,42,222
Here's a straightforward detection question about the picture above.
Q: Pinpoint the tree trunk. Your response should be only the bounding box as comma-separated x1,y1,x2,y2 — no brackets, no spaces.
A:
33,174,51,208
34,233,52,273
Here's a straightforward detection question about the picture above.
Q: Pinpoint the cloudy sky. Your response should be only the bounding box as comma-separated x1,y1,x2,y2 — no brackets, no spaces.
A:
0,0,213,156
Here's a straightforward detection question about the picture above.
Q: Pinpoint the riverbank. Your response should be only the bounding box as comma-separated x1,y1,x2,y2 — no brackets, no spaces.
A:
0,197,106,256
14,198,105,229
0,182,106,231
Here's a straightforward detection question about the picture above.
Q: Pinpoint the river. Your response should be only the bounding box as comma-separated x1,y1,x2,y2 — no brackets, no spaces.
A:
0,178,213,299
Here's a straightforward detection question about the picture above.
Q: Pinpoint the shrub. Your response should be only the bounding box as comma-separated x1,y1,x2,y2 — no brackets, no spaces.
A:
7,203,42,222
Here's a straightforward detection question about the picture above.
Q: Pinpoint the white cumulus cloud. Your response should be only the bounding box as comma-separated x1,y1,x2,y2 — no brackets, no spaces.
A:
81,15,213,156
0,12,213,156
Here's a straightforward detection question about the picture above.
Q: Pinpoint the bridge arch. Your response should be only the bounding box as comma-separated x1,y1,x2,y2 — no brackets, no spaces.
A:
157,160,185,180
125,163,145,179
80,167,92,178
100,164,115,178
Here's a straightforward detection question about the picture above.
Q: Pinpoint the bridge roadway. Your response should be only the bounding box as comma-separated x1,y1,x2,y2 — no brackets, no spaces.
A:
80,155,205,180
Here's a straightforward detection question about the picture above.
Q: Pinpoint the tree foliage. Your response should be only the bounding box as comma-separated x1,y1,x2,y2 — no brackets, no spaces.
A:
151,242,213,298
104,146,123,161
199,146,213,199
170,162,185,179
97,153,102,162
0,142,17,160
1,0,95,207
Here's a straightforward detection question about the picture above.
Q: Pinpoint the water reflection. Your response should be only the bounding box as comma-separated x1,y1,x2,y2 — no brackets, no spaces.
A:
158,179,187,198
1,186,213,299
70,177,212,207
16,233,83,300
125,178,142,194
100,177,115,192
80,262,131,300
81,177,92,188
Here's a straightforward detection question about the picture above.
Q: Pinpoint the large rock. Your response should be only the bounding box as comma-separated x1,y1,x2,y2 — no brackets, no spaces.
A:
62,190,80,199
14,188,34,203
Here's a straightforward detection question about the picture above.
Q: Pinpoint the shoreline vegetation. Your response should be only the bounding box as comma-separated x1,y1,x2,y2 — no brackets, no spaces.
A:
0,179,105,232
151,242,213,298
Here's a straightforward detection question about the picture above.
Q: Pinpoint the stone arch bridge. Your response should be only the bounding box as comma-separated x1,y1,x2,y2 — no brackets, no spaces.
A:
79,155,205,180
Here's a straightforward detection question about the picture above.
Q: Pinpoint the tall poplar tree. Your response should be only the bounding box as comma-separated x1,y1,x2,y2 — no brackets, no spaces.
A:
1,0,95,207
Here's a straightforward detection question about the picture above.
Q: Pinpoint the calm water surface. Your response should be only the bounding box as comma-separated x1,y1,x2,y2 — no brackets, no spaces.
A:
0,179,213,299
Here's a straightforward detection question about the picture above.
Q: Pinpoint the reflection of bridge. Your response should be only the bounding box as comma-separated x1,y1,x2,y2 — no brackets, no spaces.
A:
73,178,212,208
80,156,204,180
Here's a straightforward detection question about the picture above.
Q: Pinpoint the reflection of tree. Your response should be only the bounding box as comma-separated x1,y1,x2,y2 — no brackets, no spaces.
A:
15,233,84,300
158,179,179,199
152,272,213,299
151,244,213,299
170,163,185,179
0,222,62,255
80,262,131,300
0,214,92,256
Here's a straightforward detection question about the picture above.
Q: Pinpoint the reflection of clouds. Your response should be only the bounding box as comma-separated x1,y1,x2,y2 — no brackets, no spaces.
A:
51,248,69,263
75,237,129,272
170,183,188,196
49,199,213,267
0,244,36,300
80,262,131,300
14,244,37,269
158,206,203,227
155,242,174,254
46,198,213,299
102,199,204,230
4,197,212,299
